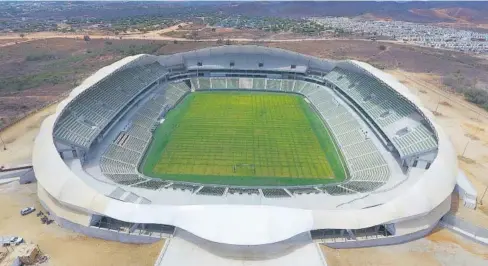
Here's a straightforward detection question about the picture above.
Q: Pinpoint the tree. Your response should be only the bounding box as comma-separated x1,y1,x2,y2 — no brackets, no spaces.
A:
19,33,25,38
83,35,91,42
211,28,216,32
378,45,387,51
225,39,231,45
464,88,488,106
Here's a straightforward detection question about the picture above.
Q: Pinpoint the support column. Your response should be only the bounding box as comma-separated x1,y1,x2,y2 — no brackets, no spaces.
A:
129,223,140,233
346,229,356,240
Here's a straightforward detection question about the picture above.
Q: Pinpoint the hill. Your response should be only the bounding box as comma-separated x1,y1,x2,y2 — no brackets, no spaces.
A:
225,1,488,24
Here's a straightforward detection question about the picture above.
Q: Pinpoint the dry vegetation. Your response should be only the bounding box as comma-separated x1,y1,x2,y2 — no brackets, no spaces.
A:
1,37,488,265
2,38,488,190
0,38,221,129
162,26,280,41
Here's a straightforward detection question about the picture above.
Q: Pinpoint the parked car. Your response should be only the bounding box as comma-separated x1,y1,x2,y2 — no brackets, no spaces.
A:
10,237,23,245
20,207,36,216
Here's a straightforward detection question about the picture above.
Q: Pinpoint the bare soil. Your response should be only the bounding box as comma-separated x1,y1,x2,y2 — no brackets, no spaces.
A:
387,69,488,227
0,38,217,128
322,229,488,266
0,104,56,166
267,40,488,84
0,182,164,266
1,38,488,265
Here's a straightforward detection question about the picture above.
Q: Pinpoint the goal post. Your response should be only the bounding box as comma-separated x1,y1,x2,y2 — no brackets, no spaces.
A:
233,164,256,175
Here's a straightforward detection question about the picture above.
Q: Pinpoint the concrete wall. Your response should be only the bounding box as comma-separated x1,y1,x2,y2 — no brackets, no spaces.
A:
19,169,36,184
323,222,437,248
39,191,163,244
440,213,488,245
455,171,478,209
0,168,35,184
171,229,314,260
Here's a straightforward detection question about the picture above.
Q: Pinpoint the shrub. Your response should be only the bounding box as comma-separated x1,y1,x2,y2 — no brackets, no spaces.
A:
25,53,56,61
442,73,475,94
464,88,488,106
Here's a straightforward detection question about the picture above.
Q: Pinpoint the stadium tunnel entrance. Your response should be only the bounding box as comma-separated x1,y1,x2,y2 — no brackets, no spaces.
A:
89,215,175,240
311,224,395,243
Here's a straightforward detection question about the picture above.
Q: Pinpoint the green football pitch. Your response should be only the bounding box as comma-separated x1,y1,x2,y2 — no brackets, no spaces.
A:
140,91,347,186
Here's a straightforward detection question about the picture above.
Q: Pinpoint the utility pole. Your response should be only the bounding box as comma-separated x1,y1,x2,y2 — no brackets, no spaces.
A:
480,186,487,206
462,139,470,157
0,134,6,150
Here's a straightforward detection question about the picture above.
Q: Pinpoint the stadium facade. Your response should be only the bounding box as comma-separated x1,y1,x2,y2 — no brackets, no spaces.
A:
33,45,458,248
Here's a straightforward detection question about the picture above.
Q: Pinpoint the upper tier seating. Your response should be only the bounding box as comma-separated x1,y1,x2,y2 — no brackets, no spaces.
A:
325,67,437,158
54,63,167,148
391,125,437,157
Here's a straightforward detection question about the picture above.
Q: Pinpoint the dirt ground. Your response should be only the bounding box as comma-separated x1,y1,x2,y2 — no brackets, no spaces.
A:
1,39,488,265
0,104,57,166
0,103,166,266
0,182,164,266
268,40,488,84
322,228,488,266
2,37,487,128
0,37,219,128
385,69,488,227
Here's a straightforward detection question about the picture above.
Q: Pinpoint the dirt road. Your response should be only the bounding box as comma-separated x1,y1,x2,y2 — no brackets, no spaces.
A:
0,25,378,47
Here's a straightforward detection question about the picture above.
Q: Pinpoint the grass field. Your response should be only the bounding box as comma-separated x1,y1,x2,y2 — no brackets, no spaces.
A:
141,91,346,186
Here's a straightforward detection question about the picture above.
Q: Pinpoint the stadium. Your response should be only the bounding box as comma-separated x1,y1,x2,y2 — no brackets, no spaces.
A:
32,45,458,262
